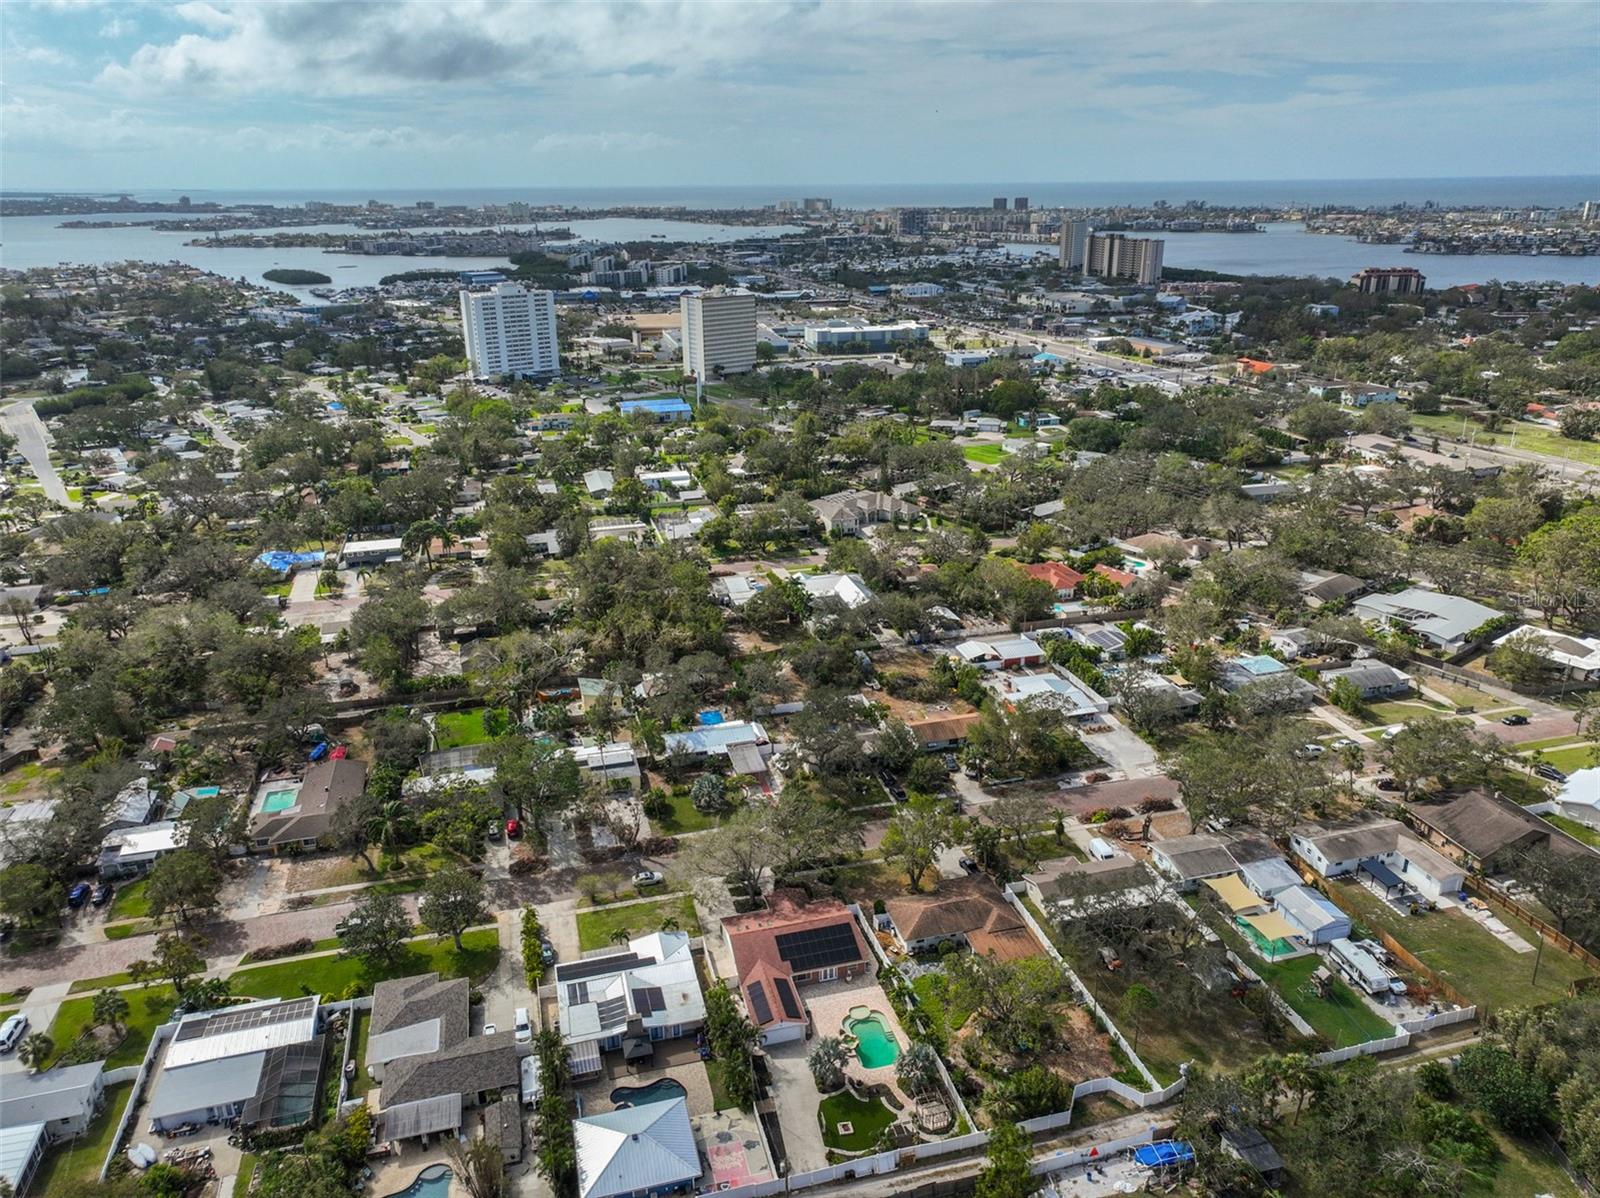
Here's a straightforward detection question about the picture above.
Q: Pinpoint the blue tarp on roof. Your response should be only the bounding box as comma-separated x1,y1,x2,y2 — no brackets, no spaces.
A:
1134,1141,1195,1168
620,397,692,415
258,550,325,574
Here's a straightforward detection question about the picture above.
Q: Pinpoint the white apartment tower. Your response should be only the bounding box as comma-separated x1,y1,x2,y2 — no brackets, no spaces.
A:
459,282,559,378
1059,219,1092,270
1084,233,1165,285
680,289,757,379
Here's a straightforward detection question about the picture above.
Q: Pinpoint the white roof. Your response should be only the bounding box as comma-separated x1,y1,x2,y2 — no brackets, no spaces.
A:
0,1062,103,1126
799,572,874,609
149,1053,265,1119
1273,885,1350,936
988,669,1106,716
0,1123,46,1194
366,1018,441,1067
1494,624,1600,672
1353,588,1500,645
557,930,705,1050
1558,768,1600,813
163,996,319,1068
342,537,404,553
104,821,180,858
574,1096,700,1198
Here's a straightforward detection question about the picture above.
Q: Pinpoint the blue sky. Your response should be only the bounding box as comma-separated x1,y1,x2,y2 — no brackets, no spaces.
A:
4,1,1597,191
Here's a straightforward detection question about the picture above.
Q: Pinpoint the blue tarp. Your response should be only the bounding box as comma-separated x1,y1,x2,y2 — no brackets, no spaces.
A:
258,550,326,574
1133,1141,1195,1168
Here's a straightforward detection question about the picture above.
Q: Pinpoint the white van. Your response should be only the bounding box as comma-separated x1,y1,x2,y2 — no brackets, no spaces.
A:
513,1007,532,1044
1087,837,1122,861
0,1013,29,1054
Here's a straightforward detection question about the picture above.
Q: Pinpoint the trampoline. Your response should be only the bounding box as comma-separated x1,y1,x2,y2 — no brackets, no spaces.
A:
1133,1141,1195,1168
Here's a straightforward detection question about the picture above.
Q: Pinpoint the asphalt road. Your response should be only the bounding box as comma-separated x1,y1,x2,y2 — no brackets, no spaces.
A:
0,399,72,507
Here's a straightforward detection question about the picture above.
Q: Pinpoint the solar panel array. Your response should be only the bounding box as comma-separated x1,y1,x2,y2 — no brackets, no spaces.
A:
595,995,629,1027
746,980,773,1024
775,923,860,973
631,985,666,1014
773,976,802,1020
555,952,645,983
173,996,316,1042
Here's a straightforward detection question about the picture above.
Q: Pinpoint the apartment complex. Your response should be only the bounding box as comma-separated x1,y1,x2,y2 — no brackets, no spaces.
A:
1349,266,1426,295
680,289,757,379
1084,232,1165,285
459,282,559,378
1059,219,1092,270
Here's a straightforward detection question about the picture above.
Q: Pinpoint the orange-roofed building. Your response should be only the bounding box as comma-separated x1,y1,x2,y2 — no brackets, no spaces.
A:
1094,563,1137,589
1235,357,1275,376
1023,560,1086,597
720,891,870,1045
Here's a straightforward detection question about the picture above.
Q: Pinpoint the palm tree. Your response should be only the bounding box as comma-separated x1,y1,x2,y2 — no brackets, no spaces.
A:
92,990,130,1037
367,800,416,859
608,926,632,947
17,1032,54,1072
658,916,680,934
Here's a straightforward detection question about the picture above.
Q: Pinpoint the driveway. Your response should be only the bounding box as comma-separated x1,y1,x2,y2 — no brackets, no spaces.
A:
1080,715,1158,778
763,1038,829,1172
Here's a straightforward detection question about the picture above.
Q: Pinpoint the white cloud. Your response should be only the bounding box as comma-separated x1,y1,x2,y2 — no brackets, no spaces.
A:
528,131,680,154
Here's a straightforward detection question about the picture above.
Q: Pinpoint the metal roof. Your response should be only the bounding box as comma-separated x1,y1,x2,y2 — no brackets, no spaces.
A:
367,1019,441,1067
0,1123,46,1194
379,1093,462,1141
574,1096,700,1198
166,996,319,1068
0,1062,104,1127
149,1053,266,1119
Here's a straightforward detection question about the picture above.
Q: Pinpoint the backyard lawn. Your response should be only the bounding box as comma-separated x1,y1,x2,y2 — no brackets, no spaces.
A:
349,1011,374,1097
1027,900,1291,1084
910,969,975,1042
47,987,178,1069
1193,903,1396,1047
576,895,701,951
703,1059,742,1112
1333,882,1595,1012
1545,814,1600,849
432,707,507,749
961,444,1005,465
819,1091,895,1152
33,1082,133,1198
230,928,501,999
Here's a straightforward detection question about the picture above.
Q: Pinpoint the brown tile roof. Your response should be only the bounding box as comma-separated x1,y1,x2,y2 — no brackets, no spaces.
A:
885,876,1039,953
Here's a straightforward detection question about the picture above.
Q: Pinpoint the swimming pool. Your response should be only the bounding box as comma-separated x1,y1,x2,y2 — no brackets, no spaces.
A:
611,1078,688,1108
260,788,299,814
382,1164,453,1198
843,1009,900,1068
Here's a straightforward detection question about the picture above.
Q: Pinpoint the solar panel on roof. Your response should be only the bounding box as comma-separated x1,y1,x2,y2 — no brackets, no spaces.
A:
775,922,860,972
595,995,629,1027
747,981,773,1024
631,986,665,1014
773,976,801,1020
555,952,644,983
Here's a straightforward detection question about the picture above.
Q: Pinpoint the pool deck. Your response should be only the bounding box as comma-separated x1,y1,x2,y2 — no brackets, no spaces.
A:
800,978,912,1094
369,1146,466,1198
574,1053,715,1118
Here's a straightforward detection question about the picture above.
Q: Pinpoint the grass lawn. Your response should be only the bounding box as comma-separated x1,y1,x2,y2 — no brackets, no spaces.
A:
1545,814,1600,849
703,1058,742,1112
33,1082,133,1198
1409,411,1600,468
1248,951,1396,1048
1533,745,1597,774
107,879,150,921
68,970,140,995
910,970,974,1041
649,789,729,835
576,895,700,952
47,985,178,1069
818,1091,895,1152
1333,882,1594,1013
1512,735,1588,754
961,444,1004,465
1026,900,1289,1083
349,1010,374,1097
433,707,506,749
103,920,159,941
1485,766,1552,806
1415,679,1498,710
1359,698,1448,725
233,1154,259,1198
230,928,501,999
999,830,1086,873
1465,1127,1582,1197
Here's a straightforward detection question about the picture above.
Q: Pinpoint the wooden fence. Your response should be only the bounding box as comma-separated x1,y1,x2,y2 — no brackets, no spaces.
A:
1463,877,1600,973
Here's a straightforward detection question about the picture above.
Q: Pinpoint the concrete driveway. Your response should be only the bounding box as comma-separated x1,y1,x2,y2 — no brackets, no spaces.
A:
763,1038,828,1173
1080,715,1158,778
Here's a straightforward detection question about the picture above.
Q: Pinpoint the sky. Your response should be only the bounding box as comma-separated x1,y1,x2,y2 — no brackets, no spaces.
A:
4,0,1598,192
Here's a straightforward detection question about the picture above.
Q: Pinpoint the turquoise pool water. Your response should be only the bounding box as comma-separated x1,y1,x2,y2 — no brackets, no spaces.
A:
611,1078,688,1107
383,1165,453,1198
260,789,298,813
846,1012,900,1068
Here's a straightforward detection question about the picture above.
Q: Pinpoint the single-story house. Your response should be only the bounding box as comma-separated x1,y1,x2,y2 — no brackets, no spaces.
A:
952,636,1046,671
1148,834,1253,891
1022,561,1086,598
1492,625,1600,682
1352,588,1502,654
1021,856,1149,909
0,1123,48,1197
1271,885,1352,945
1297,570,1368,609
722,891,870,1045
1322,661,1413,700
103,777,158,833
884,876,1040,960
1556,769,1600,830
339,537,405,567
905,712,982,753
1289,819,1466,899
985,669,1110,720
798,572,874,610
368,974,518,1143
249,758,368,853
0,1062,106,1140
1268,628,1313,661
807,490,920,536
1408,790,1583,872
147,997,324,1133
98,820,182,879
660,720,771,778
582,469,616,498
574,1096,700,1198
1238,856,1302,900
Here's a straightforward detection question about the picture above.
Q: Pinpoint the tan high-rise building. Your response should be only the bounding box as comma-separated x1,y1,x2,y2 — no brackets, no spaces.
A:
680,289,757,379
1084,233,1165,285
